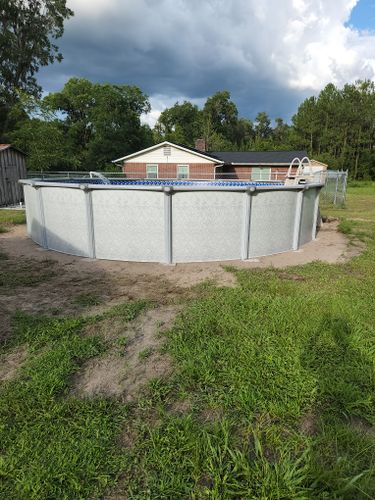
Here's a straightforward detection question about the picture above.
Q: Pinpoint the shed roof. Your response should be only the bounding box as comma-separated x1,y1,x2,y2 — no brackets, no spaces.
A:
0,144,26,155
209,150,308,165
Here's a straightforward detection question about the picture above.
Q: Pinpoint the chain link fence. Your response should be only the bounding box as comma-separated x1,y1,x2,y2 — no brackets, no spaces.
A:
320,170,348,206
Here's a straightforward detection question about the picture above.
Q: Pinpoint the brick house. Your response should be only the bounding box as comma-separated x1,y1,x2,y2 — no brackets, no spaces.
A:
113,141,323,181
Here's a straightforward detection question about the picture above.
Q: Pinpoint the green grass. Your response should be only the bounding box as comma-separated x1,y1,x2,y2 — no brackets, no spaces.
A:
72,292,102,308
0,257,58,291
122,182,375,498
0,209,26,233
1,184,375,498
0,301,148,499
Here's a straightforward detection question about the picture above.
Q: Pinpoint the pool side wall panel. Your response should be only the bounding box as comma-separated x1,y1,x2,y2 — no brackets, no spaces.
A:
299,188,317,246
172,191,243,262
24,184,45,246
42,187,89,257
249,190,297,258
21,183,322,263
91,189,165,262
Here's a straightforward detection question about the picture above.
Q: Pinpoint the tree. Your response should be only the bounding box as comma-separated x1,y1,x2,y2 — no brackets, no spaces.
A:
203,91,238,146
11,119,72,171
254,112,272,143
272,118,291,148
154,101,202,146
0,0,73,139
42,78,152,170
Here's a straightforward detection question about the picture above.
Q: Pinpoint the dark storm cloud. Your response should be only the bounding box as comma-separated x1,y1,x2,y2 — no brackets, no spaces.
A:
37,0,374,124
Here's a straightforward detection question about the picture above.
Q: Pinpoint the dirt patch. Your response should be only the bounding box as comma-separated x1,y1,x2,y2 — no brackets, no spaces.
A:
0,221,362,346
349,416,374,435
168,398,194,415
72,305,180,401
300,409,319,436
0,345,28,382
278,272,306,281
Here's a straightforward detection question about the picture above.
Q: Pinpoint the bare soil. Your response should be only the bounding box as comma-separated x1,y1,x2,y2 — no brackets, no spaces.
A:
0,221,361,344
72,305,180,401
0,345,28,382
0,220,361,367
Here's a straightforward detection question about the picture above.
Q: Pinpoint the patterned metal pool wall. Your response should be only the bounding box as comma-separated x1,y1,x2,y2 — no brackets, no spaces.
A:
21,181,322,263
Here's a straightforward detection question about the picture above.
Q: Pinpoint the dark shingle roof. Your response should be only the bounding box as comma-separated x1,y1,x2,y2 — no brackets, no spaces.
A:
173,143,223,161
209,150,308,164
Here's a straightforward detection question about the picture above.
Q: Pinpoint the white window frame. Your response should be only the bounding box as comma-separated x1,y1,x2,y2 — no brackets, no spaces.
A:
146,164,158,179
177,164,189,179
251,167,271,181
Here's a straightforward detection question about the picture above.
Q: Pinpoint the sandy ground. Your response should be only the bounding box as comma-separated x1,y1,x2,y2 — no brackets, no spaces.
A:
0,220,363,399
0,221,361,344
0,220,358,284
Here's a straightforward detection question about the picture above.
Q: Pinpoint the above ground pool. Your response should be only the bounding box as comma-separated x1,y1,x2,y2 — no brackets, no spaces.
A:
20,178,323,264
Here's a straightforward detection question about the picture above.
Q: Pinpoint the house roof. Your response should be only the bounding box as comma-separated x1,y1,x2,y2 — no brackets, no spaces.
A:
0,144,26,155
113,141,223,164
210,150,308,165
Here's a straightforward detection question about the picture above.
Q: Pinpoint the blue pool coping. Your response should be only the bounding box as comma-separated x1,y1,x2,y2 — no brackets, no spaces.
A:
38,178,285,188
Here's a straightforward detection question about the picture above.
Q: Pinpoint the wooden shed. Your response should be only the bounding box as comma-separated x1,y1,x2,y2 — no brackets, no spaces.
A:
0,144,27,206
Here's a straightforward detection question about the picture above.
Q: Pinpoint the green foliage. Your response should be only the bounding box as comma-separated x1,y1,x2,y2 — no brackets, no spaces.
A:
154,100,202,146
11,118,73,170
292,80,375,178
0,0,73,140
12,78,153,171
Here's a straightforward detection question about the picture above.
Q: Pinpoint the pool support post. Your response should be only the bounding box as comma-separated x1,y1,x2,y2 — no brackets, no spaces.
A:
293,188,304,250
81,185,96,259
33,183,48,249
241,187,255,260
164,186,173,264
312,187,320,240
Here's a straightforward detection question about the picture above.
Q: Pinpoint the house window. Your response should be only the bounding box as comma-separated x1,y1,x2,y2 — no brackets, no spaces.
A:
177,165,189,179
146,164,158,179
251,167,271,181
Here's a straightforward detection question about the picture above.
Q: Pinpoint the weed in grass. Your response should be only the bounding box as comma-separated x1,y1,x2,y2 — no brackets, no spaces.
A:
100,300,150,321
116,337,128,356
0,225,9,233
138,347,153,360
73,292,102,307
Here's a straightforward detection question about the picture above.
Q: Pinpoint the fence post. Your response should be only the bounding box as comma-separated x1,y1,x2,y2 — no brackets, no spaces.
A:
81,185,96,259
293,189,304,250
164,187,173,264
333,171,339,205
312,188,320,240
241,188,254,260
35,186,48,249
343,170,348,205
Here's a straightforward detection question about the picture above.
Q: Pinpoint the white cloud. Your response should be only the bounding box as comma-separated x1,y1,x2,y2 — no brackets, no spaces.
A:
41,0,375,119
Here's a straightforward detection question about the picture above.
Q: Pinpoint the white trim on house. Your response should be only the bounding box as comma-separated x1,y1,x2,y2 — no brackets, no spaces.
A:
112,141,223,164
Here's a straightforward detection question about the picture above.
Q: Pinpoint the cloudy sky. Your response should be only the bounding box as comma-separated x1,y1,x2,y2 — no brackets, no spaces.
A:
38,0,375,126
